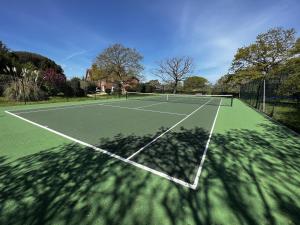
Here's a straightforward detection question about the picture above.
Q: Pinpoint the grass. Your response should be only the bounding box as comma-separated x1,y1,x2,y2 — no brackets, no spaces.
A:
0,99,299,225
265,103,300,133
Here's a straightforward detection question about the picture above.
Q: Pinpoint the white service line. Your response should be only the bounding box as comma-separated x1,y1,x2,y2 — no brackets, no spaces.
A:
126,99,212,160
191,99,222,189
135,101,167,109
98,104,187,116
5,110,194,189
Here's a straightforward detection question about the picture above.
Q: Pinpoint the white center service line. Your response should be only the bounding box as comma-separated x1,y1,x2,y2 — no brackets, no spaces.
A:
191,99,222,189
135,101,167,109
126,99,212,160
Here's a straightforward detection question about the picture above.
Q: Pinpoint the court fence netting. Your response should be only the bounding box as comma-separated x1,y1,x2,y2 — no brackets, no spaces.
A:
126,92,233,107
240,76,300,133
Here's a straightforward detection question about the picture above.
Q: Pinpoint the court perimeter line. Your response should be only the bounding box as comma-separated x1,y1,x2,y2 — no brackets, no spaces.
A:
126,99,213,160
14,104,100,114
11,99,127,115
5,110,195,189
98,104,187,116
191,99,222,189
135,102,167,109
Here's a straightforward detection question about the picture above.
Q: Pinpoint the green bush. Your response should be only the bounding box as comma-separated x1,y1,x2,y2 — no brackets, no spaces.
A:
64,78,86,97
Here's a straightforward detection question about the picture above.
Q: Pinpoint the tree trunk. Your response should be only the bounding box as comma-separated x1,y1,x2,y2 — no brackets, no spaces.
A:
173,81,178,94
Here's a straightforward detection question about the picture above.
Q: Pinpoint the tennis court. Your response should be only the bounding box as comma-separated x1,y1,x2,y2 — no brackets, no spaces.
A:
5,93,233,189
2,94,300,225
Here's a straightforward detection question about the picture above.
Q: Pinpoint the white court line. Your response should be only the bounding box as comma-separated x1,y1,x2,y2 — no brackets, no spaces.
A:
14,104,99,114
98,104,187,116
126,99,212,160
5,110,194,189
10,100,186,116
191,99,222,189
11,99,127,114
135,102,167,109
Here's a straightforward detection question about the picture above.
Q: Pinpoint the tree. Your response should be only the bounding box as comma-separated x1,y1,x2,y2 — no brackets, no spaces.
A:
69,77,85,97
89,64,107,81
0,41,13,74
231,28,296,76
95,44,143,94
290,38,300,55
80,80,97,94
13,51,63,73
184,76,209,92
154,56,193,93
276,56,300,97
42,68,66,95
145,80,162,92
0,41,9,53
213,75,235,94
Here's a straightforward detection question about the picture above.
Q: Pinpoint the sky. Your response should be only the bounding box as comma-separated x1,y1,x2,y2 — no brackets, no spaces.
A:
1,0,300,83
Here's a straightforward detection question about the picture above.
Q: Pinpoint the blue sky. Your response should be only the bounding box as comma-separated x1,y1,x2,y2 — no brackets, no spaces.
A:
1,0,300,83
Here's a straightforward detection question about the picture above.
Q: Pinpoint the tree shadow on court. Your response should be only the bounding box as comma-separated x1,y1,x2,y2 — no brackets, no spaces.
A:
0,123,300,225
192,122,300,225
98,126,210,183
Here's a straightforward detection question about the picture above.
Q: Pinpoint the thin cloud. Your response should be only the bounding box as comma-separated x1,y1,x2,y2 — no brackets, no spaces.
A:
64,50,87,61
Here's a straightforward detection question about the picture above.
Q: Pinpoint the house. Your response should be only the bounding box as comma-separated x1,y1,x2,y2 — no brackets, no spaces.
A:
85,69,139,93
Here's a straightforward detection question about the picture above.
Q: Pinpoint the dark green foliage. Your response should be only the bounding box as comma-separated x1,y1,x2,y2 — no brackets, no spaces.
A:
135,80,163,93
0,41,13,74
215,27,299,95
0,41,66,99
231,28,296,74
136,83,146,92
69,77,85,97
63,81,74,97
0,74,12,95
0,41,9,53
184,76,211,94
12,51,63,73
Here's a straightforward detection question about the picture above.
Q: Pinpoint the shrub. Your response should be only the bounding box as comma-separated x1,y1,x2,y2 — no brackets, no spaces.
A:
63,81,74,97
4,80,47,101
42,68,66,95
80,80,97,94
69,78,86,97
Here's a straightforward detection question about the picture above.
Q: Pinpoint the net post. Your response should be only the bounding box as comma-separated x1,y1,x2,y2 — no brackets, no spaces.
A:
231,95,233,107
125,92,128,100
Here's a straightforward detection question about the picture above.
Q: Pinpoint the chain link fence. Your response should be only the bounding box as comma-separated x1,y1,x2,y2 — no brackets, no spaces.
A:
240,76,300,133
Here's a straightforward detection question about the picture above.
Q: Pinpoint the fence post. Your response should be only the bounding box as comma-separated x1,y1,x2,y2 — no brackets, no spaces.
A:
263,79,266,112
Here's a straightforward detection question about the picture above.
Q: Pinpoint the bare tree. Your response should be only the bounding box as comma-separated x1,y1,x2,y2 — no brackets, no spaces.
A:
95,44,143,94
154,57,193,93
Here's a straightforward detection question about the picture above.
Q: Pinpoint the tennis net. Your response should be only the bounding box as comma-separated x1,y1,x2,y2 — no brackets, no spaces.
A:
126,92,233,106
